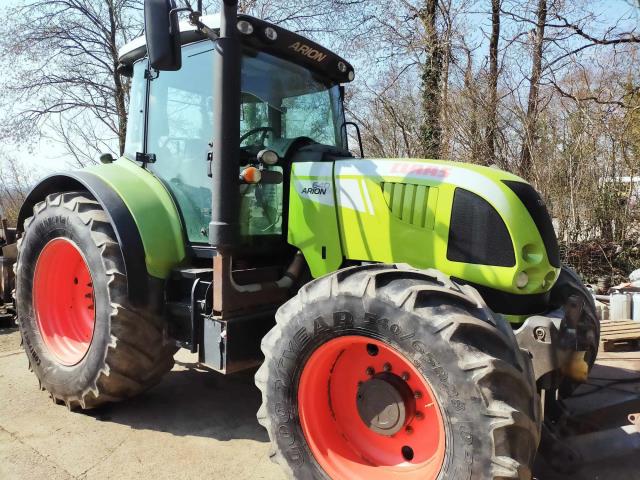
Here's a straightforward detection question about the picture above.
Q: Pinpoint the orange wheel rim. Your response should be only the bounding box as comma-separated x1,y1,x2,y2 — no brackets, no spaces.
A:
298,336,446,480
33,238,96,366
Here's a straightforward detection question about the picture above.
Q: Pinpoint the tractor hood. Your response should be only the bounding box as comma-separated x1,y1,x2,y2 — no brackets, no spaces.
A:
288,157,560,308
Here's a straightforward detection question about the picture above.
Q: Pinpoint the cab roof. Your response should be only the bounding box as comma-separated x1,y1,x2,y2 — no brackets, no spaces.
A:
118,14,355,84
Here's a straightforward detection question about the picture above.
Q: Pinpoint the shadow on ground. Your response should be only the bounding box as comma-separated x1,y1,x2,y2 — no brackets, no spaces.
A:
86,358,269,443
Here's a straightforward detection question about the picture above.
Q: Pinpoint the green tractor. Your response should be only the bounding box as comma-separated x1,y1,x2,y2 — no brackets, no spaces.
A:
2,0,599,478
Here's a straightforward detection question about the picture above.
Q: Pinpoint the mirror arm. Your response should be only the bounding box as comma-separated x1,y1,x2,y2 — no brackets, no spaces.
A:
186,11,218,41
169,7,191,15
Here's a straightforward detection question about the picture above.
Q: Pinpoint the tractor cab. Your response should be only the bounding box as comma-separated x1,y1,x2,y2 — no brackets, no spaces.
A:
119,12,355,249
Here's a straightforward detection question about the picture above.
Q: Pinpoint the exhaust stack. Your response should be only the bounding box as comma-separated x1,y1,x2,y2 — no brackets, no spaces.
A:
209,0,241,252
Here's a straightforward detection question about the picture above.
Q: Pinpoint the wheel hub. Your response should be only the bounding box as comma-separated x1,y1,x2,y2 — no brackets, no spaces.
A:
356,373,415,436
33,238,96,366
298,336,446,480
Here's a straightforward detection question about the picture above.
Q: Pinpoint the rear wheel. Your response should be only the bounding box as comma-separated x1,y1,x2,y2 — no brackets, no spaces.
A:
16,192,177,409
256,264,540,479
32,237,96,365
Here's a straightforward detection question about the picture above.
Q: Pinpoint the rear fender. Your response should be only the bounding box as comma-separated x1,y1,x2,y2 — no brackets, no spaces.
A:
17,158,187,306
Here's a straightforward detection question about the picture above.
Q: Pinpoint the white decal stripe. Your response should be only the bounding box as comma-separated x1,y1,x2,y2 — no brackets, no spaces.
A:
292,162,334,177
361,180,375,215
338,179,367,213
336,159,511,212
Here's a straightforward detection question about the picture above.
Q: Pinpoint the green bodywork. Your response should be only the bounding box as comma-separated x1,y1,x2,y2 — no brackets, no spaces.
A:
81,155,557,314
85,158,186,279
288,158,559,297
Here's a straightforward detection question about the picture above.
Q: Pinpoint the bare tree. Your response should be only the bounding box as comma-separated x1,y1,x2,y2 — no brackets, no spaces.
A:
0,154,34,226
519,0,547,179
346,75,424,158
0,0,143,164
485,0,501,163
420,0,445,158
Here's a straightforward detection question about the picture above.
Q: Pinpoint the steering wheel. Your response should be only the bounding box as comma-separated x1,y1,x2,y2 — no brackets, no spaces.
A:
240,126,275,146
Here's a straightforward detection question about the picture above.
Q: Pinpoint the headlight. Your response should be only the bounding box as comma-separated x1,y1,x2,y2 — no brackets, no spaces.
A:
237,20,254,35
516,271,529,289
258,149,279,166
264,27,278,41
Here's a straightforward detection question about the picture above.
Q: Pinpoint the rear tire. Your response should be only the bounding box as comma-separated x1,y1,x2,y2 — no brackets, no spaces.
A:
256,264,540,480
16,192,177,409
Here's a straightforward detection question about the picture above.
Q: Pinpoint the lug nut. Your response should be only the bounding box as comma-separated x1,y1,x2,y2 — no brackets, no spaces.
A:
405,426,414,435
414,391,422,399
401,372,410,381
366,367,375,376
383,362,392,372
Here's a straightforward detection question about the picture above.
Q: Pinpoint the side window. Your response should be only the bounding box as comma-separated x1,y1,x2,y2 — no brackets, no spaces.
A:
239,175,284,238
146,42,214,243
240,98,269,145
123,60,147,160
282,90,335,145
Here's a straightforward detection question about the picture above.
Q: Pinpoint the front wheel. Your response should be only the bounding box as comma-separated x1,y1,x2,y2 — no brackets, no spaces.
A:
256,265,541,480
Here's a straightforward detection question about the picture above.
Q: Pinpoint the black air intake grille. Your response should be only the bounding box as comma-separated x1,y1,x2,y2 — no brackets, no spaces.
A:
503,181,560,267
447,188,516,267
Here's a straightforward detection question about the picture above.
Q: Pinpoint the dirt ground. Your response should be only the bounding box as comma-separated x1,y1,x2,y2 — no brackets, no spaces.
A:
0,327,638,480
0,329,283,480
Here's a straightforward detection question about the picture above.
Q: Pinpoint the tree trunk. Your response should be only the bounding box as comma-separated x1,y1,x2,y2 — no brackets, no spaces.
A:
464,49,482,164
520,0,547,180
485,0,501,165
107,0,128,155
420,0,443,159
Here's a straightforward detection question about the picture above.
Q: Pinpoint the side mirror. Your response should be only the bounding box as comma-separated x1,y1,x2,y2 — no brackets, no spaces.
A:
144,0,182,71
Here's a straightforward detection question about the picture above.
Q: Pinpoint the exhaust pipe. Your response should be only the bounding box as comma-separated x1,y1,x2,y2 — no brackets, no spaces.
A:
209,0,241,252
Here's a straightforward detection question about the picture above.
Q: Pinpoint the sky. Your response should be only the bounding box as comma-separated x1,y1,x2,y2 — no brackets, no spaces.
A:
2,0,71,174
5,0,639,178
9,141,70,174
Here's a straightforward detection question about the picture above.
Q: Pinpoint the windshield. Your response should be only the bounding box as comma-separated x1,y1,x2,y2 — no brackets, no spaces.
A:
240,50,346,149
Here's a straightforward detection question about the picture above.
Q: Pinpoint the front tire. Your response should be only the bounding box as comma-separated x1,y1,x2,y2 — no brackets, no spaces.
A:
256,264,540,480
16,192,177,409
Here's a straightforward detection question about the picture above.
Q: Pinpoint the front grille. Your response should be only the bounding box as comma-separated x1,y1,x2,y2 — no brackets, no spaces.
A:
447,188,516,267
